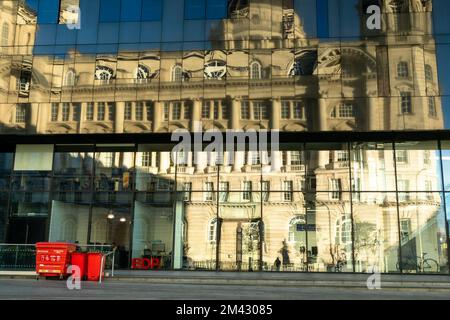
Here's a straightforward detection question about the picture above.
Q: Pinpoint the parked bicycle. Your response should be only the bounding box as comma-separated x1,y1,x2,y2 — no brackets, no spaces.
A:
396,253,440,273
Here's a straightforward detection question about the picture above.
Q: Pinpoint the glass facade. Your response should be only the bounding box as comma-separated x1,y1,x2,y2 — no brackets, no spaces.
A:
0,141,448,274
0,0,450,274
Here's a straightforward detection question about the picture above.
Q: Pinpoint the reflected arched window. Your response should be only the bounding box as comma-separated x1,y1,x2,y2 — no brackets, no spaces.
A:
1,22,9,47
425,64,433,82
64,69,76,86
208,218,218,243
204,60,226,80
288,216,306,243
62,220,76,242
335,214,352,245
172,65,183,82
250,61,262,79
397,61,409,78
289,60,302,77
95,66,114,83
136,64,151,83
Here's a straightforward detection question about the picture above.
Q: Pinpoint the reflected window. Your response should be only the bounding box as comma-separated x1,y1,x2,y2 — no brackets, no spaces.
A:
400,92,412,114
171,65,183,82
97,103,105,121
204,60,226,80
428,97,437,117
95,66,114,83
51,103,59,122
125,103,132,121
289,60,302,77
136,64,152,83
202,101,211,119
163,103,169,121
15,104,27,123
253,101,269,120
62,103,70,122
400,218,411,243
283,181,293,202
136,103,144,121
204,182,214,202
250,61,262,79
1,22,9,47
86,103,94,121
330,179,342,200
228,0,249,18
397,180,410,201
241,101,250,120
336,214,352,245
291,151,303,166
183,182,192,201
172,103,181,120
64,69,76,86
208,218,218,243
281,101,290,119
219,182,229,202
425,64,433,82
262,181,270,202
397,61,409,78
242,181,252,201
395,150,408,164
107,103,114,121
293,102,304,119
141,152,151,167
339,103,354,118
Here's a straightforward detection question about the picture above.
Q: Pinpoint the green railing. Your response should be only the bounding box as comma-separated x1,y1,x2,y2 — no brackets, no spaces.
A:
0,244,114,272
0,244,36,270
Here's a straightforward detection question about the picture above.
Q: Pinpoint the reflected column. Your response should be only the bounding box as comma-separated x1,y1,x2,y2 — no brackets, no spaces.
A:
27,103,39,134
231,97,241,130
368,95,378,131
191,98,202,131
270,97,281,130
115,101,125,133
78,102,87,133
153,101,162,132
318,94,328,132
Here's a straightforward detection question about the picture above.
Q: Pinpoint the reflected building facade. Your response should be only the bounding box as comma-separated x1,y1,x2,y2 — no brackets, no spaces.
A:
0,0,449,274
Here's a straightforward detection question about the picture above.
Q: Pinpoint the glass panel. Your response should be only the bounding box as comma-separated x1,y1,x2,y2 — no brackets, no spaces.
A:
263,192,307,272
305,142,350,193
398,192,448,274
442,141,450,191
183,191,217,270
395,141,443,192
352,192,400,273
351,142,396,192
94,151,135,192
132,196,174,270
304,192,353,272
90,194,132,269
48,199,90,244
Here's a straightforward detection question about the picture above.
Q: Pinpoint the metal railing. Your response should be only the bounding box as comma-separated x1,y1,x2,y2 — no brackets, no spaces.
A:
0,244,35,270
0,244,115,282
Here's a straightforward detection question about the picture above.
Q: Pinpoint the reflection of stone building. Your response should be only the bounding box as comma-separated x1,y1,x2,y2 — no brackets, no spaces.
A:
0,0,448,273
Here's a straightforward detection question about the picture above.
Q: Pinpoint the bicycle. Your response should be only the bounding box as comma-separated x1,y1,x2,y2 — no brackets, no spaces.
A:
396,252,440,273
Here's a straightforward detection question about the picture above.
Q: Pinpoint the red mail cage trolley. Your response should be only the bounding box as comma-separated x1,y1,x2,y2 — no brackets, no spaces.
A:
35,242,77,279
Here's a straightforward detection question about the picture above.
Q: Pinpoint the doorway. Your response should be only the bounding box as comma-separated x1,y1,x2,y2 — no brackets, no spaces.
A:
6,218,47,244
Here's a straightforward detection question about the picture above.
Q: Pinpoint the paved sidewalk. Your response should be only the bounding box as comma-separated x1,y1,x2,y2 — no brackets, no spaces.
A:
0,278,450,300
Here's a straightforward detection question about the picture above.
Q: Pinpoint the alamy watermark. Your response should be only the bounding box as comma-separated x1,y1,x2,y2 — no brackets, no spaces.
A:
366,266,382,290
171,121,280,166
366,5,382,30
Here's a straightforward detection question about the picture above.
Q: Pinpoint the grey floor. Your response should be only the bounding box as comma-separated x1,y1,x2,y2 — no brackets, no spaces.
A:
0,279,450,300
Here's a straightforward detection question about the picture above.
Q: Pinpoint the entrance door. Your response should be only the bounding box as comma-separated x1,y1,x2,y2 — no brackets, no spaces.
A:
6,218,47,244
219,219,261,271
